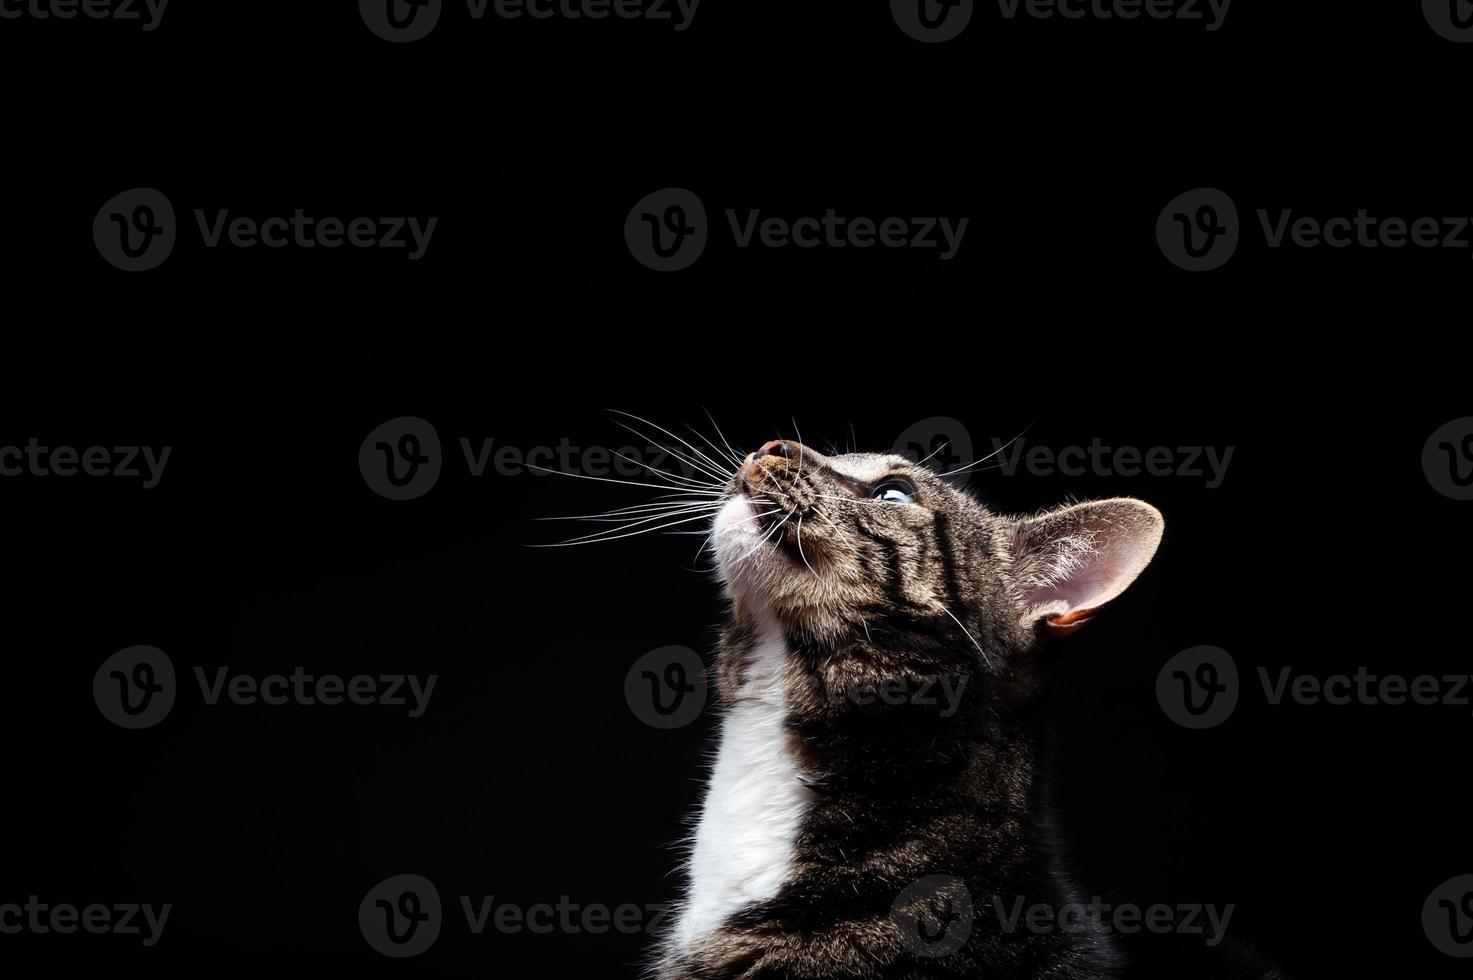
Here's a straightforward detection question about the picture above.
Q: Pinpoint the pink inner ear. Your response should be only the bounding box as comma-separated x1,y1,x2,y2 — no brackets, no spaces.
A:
1015,499,1164,620
1039,534,1154,612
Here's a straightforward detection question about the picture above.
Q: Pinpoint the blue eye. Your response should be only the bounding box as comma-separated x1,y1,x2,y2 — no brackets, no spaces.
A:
873,480,918,505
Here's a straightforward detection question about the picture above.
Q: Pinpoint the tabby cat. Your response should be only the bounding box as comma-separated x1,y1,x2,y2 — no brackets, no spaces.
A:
642,437,1276,980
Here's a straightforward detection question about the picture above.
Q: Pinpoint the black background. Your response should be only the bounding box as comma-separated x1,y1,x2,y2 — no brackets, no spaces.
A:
1,1,1468,977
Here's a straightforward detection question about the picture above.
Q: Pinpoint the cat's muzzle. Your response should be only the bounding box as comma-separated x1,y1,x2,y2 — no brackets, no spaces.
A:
736,439,822,530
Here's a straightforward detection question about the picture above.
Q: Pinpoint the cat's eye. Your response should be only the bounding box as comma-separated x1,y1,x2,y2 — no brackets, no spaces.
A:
872,480,918,505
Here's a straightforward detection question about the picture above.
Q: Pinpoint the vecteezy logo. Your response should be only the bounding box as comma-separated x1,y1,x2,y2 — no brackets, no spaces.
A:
1156,646,1238,729
1425,0,1473,42
360,874,442,957
1156,188,1239,272
1423,418,1473,501
93,646,176,729
625,188,708,271
891,0,974,42
1424,875,1473,957
93,188,176,272
893,417,976,488
624,646,707,729
360,0,442,42
891,874,974,958
359,417,442,500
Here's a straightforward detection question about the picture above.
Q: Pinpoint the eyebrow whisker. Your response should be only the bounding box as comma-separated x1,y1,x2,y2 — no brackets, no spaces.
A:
915,439,951,468
938,423,1033,478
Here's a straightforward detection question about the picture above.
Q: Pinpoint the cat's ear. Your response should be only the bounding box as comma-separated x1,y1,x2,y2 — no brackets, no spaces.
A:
1006,498,1163,635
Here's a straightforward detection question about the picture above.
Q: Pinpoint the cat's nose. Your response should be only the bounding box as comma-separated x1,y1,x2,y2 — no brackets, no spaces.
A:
740,439,819,488
752,439,795,462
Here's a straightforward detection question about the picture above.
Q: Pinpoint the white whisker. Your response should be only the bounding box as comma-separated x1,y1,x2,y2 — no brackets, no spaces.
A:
940,606,996,669
938,423,1033,478
525,464,726,495
687,418,744,470
702,407,747,468
609,449,717,489
790,416,806,481
535,510,731,547
540,502,727,523
610,421,733,487
915,439,951,467
609,410,736,484
795,513,819,580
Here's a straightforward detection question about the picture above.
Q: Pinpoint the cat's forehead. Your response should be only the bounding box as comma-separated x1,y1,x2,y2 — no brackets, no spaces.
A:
822,452,915,483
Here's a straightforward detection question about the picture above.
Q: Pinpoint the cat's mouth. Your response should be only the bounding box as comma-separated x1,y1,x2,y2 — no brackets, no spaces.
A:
713,492,800,567
736,481,803,538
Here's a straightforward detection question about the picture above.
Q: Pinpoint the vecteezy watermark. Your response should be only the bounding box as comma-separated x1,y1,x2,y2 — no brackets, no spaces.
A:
358,0,701,43
359,874,671,957
985,436,1234,488
891,0,1229,41
459,895,670,936
1159,187,1473,271
193,210,436,259
994,895,1235,946
891,0,975,43
1424,0,1473,43
893,420,1234,489
797,671,971,719
890,874,975,958
625,646,707,729
996,0,1231,30
94,188,437,271
624,188,708,272
0,0,168,30
93,646,177,729
1423,418,1473,501
1158,646,1473,729
625,188,970,271
0,439,171,488
193,667,436,717
1156,188,1239,272
726,209,968,260
625,648,968,730
93,188,177,272
1259,666,1473,713
1424,875,1473,957
1157,646,1239,729
890,874,1235,959
0,897,171,946
93,646,438,729
892,417,977,489
358,416,710,501
1258,208,1473,258
361,874,442,958
360,417,443,501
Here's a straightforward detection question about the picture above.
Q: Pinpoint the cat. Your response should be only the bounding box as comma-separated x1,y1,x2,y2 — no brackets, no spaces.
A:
642,437,1279,980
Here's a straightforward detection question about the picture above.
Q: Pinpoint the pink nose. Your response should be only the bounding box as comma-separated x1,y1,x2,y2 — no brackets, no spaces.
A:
752,439,796,461
740,439,809,486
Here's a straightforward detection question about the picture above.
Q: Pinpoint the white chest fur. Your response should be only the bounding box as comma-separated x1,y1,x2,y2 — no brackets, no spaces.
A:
671,625,815,951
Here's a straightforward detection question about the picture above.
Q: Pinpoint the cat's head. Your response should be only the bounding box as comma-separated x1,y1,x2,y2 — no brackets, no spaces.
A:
712,439,1163,662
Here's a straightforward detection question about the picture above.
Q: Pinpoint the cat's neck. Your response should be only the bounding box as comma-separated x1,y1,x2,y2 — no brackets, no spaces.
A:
662,610,1091,979
783,645,1055,880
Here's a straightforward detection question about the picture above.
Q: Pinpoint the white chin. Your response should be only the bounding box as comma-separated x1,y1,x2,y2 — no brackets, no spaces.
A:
712,495,777,596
